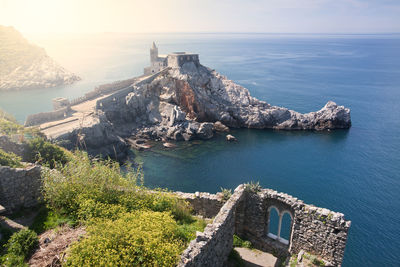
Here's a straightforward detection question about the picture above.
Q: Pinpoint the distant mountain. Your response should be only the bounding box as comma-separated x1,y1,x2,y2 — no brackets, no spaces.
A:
0,26,80,91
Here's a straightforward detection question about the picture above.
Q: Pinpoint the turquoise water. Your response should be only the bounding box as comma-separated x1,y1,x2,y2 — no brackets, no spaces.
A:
1,33,400,266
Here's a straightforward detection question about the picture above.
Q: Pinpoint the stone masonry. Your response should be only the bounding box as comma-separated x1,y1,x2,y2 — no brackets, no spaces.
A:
179,185,246,267
0,164,42,213
179,185,350,267
175,191,224,218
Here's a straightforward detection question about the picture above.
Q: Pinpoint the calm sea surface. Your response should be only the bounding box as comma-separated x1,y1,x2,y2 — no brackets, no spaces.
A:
1,33,399,266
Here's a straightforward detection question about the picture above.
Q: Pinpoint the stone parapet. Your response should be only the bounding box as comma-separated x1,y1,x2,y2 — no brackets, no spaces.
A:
174,191,224,218
178,185,245,267
0,164,42,212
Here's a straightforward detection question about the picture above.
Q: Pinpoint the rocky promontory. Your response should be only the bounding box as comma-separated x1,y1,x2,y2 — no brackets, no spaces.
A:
37,61,350,158
0,26,80,91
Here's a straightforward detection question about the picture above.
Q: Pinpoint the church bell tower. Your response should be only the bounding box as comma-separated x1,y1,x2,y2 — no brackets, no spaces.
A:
150,42,158,63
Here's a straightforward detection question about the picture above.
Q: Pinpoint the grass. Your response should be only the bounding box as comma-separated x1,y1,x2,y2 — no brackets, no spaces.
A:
29,206,76,234
175,217,208,243
233,234,252,249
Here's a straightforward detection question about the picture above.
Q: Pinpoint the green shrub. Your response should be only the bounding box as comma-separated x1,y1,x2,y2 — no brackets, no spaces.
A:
233,234,252,248
66,211,184,266
0,108,43,138
3,229,38,261
244,181,261,193
220,187,232,202
0,108,23,136
175,218,207,242
40,151,204,265
41,151,192,222
0,148,23,168
311,255,325,266
29,206,75,234
26,137,68,168
1,254,27,267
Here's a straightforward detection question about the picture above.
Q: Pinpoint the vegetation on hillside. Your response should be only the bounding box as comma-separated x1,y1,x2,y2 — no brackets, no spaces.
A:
0,110,206,266
0,108,42,138
1,229,38,267
39,151,205,266
0,148,23,168
26,138,70,168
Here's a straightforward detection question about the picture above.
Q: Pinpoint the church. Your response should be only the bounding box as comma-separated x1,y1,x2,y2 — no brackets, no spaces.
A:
143,42,200,75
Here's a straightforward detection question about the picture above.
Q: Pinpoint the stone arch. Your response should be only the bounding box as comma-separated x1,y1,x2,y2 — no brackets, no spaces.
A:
267,206,279,237
266,203,294,246
279,211,293,244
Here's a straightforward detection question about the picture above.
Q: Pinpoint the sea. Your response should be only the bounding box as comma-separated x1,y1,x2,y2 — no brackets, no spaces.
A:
0,33,399,266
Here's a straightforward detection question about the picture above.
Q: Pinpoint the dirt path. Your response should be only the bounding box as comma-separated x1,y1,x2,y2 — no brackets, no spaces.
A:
28,225,85,267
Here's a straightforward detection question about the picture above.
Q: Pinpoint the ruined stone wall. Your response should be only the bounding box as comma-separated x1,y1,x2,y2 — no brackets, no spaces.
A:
0,165,42,213
174,191,224,218
25,107,70,126
179,186,350,267
178,185,245,267
236,189,350,266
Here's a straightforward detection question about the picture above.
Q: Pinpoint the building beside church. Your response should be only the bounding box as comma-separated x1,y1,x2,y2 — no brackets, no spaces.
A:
143,42,200,75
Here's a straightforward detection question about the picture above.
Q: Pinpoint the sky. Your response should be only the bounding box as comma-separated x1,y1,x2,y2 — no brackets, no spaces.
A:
0,0,400,34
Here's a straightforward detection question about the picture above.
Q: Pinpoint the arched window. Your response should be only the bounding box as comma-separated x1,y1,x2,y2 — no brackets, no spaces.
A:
267,207,293,245
267,206,279,239
279,212,292,245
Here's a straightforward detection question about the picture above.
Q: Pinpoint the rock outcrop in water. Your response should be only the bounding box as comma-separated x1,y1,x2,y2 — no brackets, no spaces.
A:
39,62,351,158
0,26,80,91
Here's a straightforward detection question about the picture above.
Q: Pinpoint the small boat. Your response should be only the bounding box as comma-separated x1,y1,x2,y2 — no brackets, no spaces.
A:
163,142,177,148
127,138,152,150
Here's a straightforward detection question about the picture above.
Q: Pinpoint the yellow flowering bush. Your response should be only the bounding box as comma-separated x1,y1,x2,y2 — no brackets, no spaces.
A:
66,211,184,267
40,151,207,266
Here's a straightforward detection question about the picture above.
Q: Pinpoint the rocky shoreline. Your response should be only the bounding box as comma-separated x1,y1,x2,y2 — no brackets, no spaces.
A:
37,62,351,159
0,54,80,91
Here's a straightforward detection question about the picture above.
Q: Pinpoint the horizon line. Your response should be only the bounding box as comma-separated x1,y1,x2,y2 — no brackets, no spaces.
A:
23,30,400,36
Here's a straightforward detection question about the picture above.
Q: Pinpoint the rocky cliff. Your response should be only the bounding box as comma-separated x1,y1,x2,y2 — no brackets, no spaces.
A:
0,26,80,91
46,62,350,158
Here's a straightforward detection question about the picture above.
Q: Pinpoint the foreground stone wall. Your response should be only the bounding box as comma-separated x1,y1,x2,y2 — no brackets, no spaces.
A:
179,185,245,267
0,165,42,212
179,185,350,267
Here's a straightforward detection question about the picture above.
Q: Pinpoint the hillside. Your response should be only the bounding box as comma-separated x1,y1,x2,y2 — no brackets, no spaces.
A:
0,26,80,91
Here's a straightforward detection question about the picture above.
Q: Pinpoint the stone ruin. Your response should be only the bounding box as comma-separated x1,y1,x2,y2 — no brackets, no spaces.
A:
178,185,350,267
